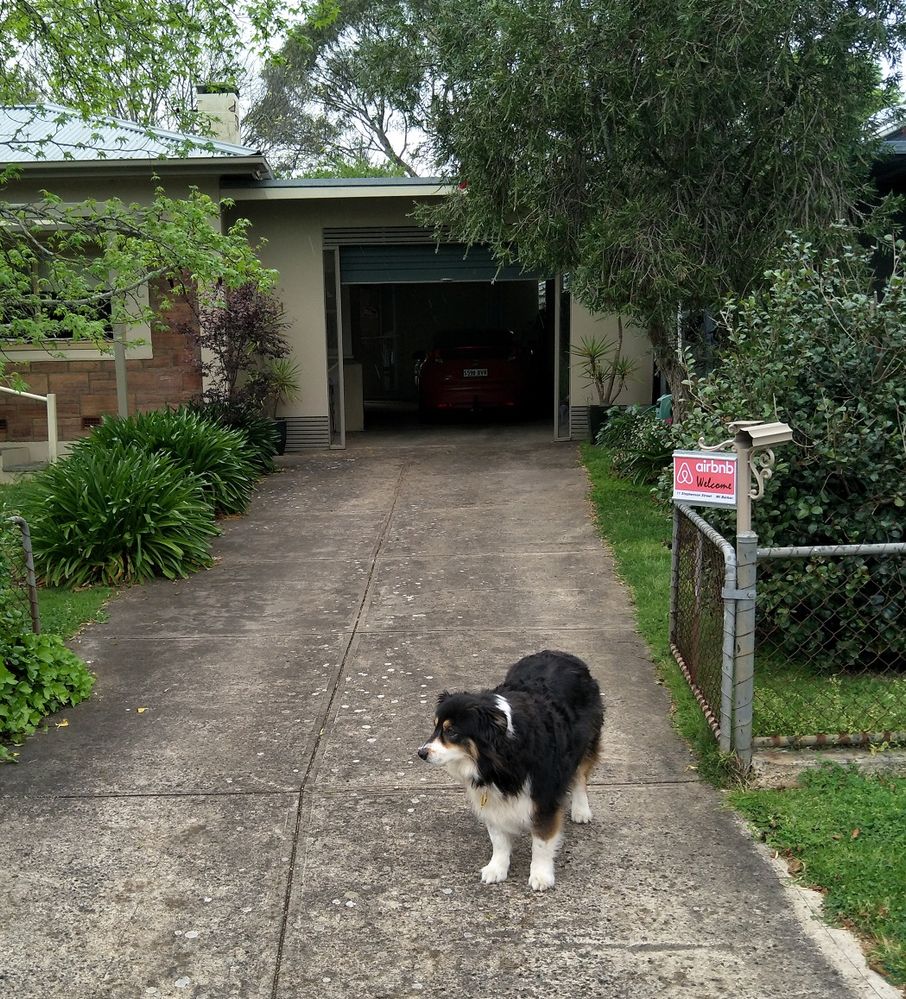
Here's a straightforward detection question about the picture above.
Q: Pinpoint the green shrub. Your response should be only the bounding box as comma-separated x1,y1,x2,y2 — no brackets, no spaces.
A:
0,631,94,743
597,406,673,484
22,445,218,586
669,229,906,670
79,408,258,515
594,405,645,449
187,398,279,473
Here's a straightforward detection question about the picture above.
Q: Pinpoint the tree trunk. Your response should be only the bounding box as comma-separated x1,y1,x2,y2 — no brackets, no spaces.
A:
648,318,688,422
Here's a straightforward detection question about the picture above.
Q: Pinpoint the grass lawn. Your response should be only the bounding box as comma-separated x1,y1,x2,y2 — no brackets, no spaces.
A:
755,652,906,741
581,444,906,987
580,445,728,781
731,766,906,985
0,479,113,639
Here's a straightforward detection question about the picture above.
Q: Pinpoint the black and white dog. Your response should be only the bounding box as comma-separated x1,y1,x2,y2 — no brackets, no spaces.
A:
417,650,603,891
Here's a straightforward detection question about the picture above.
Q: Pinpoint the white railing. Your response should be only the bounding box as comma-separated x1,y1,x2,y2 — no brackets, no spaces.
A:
0,386,58,462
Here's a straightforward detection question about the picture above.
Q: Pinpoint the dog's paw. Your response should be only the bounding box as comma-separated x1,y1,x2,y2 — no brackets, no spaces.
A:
570,801,593,824
480,861,509,884
528,867,555,892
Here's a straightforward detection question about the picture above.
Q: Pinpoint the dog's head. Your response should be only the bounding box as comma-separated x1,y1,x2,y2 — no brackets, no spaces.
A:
417,691,512,782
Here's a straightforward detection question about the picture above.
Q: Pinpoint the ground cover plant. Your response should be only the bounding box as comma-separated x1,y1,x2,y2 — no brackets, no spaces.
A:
731,766,906,985
0,513,95,760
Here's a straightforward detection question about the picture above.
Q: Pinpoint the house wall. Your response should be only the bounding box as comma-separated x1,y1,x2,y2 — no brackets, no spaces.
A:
0,283,201,442
568,310,653,407
2,172,218,444
3,169,654,447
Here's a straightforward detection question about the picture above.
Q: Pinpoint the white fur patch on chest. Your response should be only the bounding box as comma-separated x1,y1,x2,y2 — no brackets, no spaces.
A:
466,781,534,834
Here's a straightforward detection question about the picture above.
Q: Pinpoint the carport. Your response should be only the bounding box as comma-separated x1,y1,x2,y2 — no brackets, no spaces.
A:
323,234,572,444
222,178,653,449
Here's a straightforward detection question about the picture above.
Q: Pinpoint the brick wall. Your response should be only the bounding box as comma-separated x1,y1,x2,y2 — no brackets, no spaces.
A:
0,285,202,443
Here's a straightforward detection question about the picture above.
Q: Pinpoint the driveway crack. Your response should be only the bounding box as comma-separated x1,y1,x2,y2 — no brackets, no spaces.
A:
269,459,408,999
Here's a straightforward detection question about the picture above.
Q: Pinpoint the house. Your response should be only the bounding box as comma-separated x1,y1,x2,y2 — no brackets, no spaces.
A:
0,94,659,461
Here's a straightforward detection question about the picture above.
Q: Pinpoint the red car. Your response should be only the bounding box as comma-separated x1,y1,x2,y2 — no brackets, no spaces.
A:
416,329,532,417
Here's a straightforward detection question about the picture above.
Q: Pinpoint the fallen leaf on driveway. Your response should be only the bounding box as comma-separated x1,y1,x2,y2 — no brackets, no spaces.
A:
136,707,147,714
55,719,69,728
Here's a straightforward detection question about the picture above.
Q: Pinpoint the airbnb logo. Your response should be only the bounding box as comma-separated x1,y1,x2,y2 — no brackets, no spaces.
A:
676,463,694,486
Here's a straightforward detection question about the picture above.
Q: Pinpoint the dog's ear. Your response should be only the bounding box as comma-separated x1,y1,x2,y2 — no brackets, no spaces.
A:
436,690,451,707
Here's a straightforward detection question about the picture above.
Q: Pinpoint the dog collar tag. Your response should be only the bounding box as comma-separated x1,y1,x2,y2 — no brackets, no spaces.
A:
479,791,488,808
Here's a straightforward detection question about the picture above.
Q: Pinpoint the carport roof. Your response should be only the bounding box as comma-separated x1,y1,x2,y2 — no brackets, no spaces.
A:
221,177,454,200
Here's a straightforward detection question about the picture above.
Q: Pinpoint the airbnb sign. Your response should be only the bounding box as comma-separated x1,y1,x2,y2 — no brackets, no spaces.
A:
672,450,738,508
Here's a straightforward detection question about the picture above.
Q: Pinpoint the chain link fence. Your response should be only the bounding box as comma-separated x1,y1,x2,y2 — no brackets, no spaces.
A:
670,504,736,751
0,516,41,635
671,504,906,761
753,545,906,748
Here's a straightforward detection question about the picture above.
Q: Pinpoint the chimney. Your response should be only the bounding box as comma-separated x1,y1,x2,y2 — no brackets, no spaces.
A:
195,86,241,145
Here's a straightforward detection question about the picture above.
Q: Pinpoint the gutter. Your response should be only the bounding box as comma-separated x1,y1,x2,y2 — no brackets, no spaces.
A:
220,182,453,201
5,156,272,181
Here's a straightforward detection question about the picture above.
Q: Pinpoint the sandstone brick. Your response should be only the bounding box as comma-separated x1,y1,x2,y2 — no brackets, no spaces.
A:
79,394,119,415
46,372,91,392
25,361,71,374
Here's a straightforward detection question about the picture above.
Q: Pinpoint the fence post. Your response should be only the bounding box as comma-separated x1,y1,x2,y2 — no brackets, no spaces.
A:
733,531,757,767
9,516,40,634
719,551,736,755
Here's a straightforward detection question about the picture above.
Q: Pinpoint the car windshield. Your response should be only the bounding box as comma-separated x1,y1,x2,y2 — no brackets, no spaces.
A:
433,329,514,357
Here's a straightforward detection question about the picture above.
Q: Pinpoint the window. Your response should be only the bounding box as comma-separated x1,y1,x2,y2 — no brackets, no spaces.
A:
0,238,114,342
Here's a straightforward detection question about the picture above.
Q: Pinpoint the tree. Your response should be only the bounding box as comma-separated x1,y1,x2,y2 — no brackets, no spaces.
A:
0,187,277,356
244,0,434,176
0,0,288,378
0,0,286,132
416,0,906,416
189,282,290,410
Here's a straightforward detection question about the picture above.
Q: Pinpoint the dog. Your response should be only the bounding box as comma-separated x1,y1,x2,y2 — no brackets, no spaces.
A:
417,650,603,891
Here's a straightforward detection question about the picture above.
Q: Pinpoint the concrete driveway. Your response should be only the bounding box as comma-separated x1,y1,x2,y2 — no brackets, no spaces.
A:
0,424,890,998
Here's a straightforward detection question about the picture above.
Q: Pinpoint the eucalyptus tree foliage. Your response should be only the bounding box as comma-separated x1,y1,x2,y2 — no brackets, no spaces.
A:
0,0,285,132
244,0,435,176
418,0,906,411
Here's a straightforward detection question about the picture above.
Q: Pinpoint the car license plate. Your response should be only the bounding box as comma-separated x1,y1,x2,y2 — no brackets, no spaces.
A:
463,368,488,377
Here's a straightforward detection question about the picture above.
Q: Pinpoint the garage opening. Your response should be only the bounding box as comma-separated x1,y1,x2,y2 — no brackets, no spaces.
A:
324,239,569,438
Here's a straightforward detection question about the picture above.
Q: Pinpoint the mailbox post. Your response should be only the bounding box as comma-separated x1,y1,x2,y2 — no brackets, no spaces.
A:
673,420,793,767
727,422,793,766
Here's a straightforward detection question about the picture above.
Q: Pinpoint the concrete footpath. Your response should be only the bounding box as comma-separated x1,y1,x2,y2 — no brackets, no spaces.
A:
0,425,893,998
